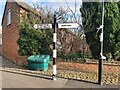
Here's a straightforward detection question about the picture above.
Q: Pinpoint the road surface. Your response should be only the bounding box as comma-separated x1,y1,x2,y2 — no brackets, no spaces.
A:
1,56,120,89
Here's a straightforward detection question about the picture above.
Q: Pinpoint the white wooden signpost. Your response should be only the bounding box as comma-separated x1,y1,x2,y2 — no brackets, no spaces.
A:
34,23,79,29
33,24,52,29
58,23,79,29
34,14,79,80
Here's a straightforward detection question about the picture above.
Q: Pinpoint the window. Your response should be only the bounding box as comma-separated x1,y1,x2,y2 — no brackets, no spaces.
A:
7,9,11,25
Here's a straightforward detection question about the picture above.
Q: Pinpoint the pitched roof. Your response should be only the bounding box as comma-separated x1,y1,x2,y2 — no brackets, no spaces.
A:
15,0,35,12
1,0,42,25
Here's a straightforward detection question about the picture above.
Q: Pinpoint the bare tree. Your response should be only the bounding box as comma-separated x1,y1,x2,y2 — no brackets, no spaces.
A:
54,1,96,37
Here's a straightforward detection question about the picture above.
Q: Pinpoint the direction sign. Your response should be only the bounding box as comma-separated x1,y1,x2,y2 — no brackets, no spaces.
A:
33,14,80,81
58,23,79,29
33,24,52,29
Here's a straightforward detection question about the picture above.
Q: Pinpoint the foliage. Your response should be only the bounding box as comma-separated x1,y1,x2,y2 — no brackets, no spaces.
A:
61,51,92,63
118,1,120,12
80,2,101,58
63,52,82,59
80,2,120,59
17,11,53,56
104,2,120,59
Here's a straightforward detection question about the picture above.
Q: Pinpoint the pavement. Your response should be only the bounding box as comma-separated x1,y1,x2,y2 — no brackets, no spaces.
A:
0,56,120,89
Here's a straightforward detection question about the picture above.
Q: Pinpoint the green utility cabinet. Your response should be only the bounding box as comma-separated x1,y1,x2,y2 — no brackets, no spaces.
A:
27,55,50,71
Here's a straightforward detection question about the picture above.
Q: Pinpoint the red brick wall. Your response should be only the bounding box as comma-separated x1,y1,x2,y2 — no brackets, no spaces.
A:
2,2,27,65
57,29,90,54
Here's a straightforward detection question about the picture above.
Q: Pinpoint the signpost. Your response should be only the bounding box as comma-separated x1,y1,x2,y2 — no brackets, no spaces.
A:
33,24,52,29
58,23,79,29
34,14,79,80
33,23,79,29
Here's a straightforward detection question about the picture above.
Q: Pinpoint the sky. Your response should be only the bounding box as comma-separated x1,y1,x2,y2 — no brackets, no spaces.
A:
0,0,82,26
0,0,6,25
1,0,120,26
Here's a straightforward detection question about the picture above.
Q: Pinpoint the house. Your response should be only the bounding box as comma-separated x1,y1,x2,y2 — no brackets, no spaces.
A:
2,0,41,65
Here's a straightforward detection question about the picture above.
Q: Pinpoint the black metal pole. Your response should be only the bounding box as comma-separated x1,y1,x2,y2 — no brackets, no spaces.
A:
52,14,57,80
98,0,104,85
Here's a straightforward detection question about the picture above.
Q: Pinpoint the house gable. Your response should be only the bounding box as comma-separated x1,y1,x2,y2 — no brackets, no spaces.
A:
2,1,21,29
2,0,43,26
